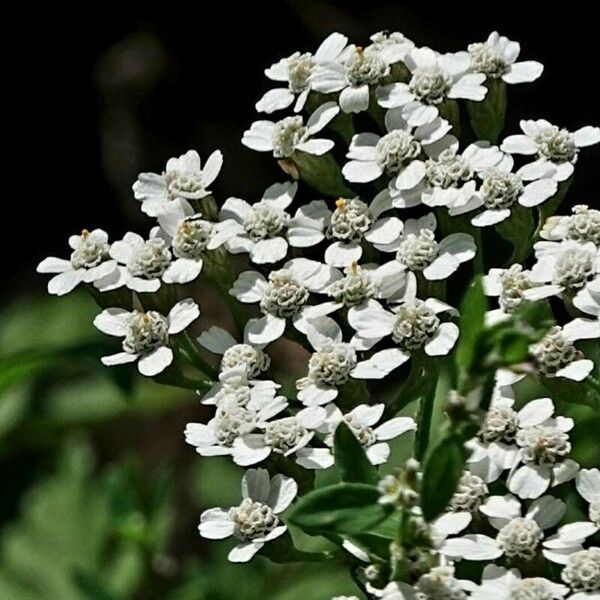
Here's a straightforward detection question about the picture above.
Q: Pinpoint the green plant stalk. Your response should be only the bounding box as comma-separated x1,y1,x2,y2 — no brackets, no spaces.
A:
177,331,218,380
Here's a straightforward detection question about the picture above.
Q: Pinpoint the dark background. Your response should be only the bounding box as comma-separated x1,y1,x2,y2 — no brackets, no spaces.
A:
10,1,600,298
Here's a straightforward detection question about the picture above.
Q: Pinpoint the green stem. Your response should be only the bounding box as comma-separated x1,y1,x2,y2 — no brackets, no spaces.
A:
178,332,218,380
472,227,484,274
413,390,435,461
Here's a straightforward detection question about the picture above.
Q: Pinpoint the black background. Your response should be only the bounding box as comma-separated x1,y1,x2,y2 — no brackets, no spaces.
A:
10,1,599,297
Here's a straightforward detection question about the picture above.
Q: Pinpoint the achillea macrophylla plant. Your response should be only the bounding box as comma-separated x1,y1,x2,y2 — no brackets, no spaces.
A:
39,29,600,599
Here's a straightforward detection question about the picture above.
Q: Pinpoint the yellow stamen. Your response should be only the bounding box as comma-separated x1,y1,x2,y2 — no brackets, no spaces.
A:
335,198,347,210
355,46,364,55
350,261,359,273
81,229,90,239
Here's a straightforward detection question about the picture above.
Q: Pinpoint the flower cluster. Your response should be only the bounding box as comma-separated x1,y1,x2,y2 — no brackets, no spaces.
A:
39,25,599,598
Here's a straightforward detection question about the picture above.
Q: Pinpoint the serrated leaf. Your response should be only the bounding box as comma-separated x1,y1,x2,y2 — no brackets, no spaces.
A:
288,483,390,535
421,435,466,521
333,422,378,485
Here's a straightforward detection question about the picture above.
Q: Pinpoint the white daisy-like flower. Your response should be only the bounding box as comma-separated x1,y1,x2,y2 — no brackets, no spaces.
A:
419,142,508,210
231,405,327,467
95,231,172,293
342,112,453,185
501,120,600,182
530,319,600,381
295,403,416,469
367,30,414,63
451,158,558,227
198,468,297,562
381,213,477,281
541,205,600,245
561,547,600,598
185,392,288,458
216,181,329,264
471,565,569,600
380,565,476,599
576,469,600,528
93,298,199,376
37,229,117,296
483,265,533,324
377,47,486,126
132,149,223,217
347,297,459,376
323,194,403,268
255,32,348,114
524,240,599,301
242,101,339,158
155,198,238,284
468,32,544,83
505,397,579,499
230,258,338,345
311,44,392,113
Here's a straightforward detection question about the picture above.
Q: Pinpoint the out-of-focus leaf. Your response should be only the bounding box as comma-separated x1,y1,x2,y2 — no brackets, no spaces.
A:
334,422,378,485
497,205,535,264
72,570,122,600
467,79,506,143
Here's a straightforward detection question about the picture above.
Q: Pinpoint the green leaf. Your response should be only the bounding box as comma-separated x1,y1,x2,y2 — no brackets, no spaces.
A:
288,483,391,535
497,205,535,265
72,571,122,600
420,435,466,521
291,152,354,198
467,80,507,143
333,422,378,485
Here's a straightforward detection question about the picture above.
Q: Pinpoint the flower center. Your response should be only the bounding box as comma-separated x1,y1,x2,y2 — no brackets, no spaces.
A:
326,198,372,242
221,343,271,379
340,414,377,447
397,229,439,271
173,215,214,259
535,127,578,163
409,66,453,104
425,149,474,189
478,406,519,443
329,263,377,307
243,203,291,241
214,402,257,445
589,499,600,527
272,116,308,158
509,578,563,600
566,205,600,245
468,42,508,78
70,231,110,269
123,311,169,355
375,130,422,174
260,269,309,318
481,169,524,210
516,425,571,465
553,247,596,290
127,238,172,279
497,517,543,560
392,299,441,350
531,326,583,376
164,170,205,200
498,264,532,313
288,53,314,93
562,548,600,592
346,47,388,86
448,472,488,512
229,498,280,541
264,417,308,454
308,342,357,386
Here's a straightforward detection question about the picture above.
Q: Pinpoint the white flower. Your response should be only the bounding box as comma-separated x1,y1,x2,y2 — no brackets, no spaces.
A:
420,142,508,210
468,32,544,83
311,45,391,113
95,231,173,293
561,547,600,597
198,325,271,379
573,278,600,318
483,265,533,323
501,120,600,182
230,258,338,344
323,194,403,268
342,112,453,185
451,158,558,227
472,565,569,600
296,403,415,469
348,297,459,376
541,205,600,245
530,319,600,381
576,469,600,528
448,472,489,513
242,102,339,158
133,149,223,217
377,47,486,126
231,405,327,466
217,181,329,264
37,229,117,295
381,213,476,281
93,299,199,376
185,393,288,458
155,198,237,284
198,468,297,562
255,32,348,113
525,240,600,301
368,30,414,62
380,566,476,600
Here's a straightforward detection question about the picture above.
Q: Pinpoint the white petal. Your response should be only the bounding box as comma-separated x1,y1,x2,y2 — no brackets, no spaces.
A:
168,299,200,334
339,85,370,113
572,125,600,148
424,322,459,356
162,258,202,284
374,417,416,440
47,269,83,295
37,256,71,274
242,121,276,152
306,315,342,350
246,314,286,345
255,88,294,113
295,138,334,155
527,495,566,529
576,468,600,503
228,542,263,562
508,464,550,499
127,277,161,293
472,209,510,227
94,308,131,336
198,326,237,354
342,159,383,183
297,383,338,406
519,178,558,207
562,318,600,342
366,443,391,465
349,403,385,426
138,346,173,376
502,61,543,84
448,73,487,101
351,348,410,379
232,435,271,466
295,447,334,470
555,359,594,381
325,241,362,267
242,468,271,502
438,233,477,263
518,397,554,426
347,300,395,338
315,32,348,61
501,135,537,155
377,82,413,108
432,511,472,537
394,160,426,190
199,508,234,539
101,352,138,366
250,237,288,264
306,101,340,133
230,271,267,303
268,474,298,513
365,217,403,246
347,132,379,160
440,535,502,560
